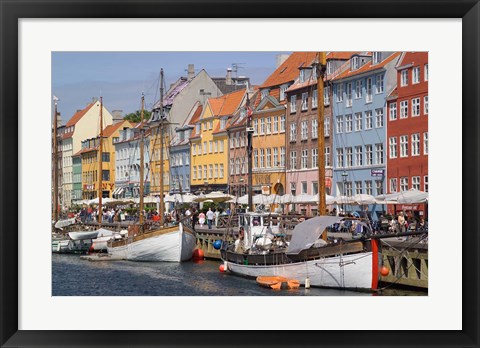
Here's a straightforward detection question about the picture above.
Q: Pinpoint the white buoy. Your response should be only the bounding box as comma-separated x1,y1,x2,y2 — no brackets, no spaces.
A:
305,277,311,289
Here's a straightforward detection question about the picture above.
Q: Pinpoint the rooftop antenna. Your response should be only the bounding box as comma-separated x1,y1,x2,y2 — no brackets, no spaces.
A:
232,63,245,78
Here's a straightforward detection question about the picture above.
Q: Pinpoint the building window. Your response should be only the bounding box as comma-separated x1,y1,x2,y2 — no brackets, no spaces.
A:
273,116,279,132
203,142,207,154
400,100,408,118
253,149,258,169
290,151,297,169
214,140,218,153
412,66,420,84
412,176,421,190
209,164,213,179
375,143,384,164
351,56,359,70
355,80,362,99
266,148,271,168
424,132,428,155
389,137,398,158
336,83,343,102
346,147,353,167
312,181,318,195
401,69,409,86
412,98,420,116
366,77,372,103
424,64,428,81
336,116,344,133
375,108,384,128
400,177,408,191
324,117,330,136
424,96,428,115
312,119,318,139
280,116,286,132
324,147,330,167
219,140,224,152
346,83,352,107
355,112,362,131
280,85,288,101
424,175,428,192
312,89,318,108
261,89,269,98
266,117,271,134
345,182,353,196
290,95,297,113
389,178,398,193
365,111,373,129
412,133,420,156
209,140,213,153
327,61,333,75
336,148,344,168
301,149,308,169
376,74,384,94
209,120,213,130
324,86,330,105
301,92,308,111
301,181,308,194
260,149,265,168
219,164,224,178
299,69,305,83
193,166,197,180
235,159,240,175
389,102,397,121
273,148,279,167
355,146,363,166
312,148,318,168
291,182,296,195
290,123,297,141
400,135,409,157
260,118,265,135
301,121,308,140
203,165,208,179
372,52,382,64
355,181,363,195
345,114,353,133
376,180,384,195
365,145,373,165
280,147,286,167
365,180,373,195
230,159,234,175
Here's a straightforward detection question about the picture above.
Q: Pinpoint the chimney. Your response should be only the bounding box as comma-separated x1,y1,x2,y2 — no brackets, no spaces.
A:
112,109,123,121
276,54,290,68
188,64,195,80
226,67,233,85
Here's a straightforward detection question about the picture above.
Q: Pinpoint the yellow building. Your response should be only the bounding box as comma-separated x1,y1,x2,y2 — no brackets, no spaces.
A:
149,126,170,197
190,89,246,193
79,120,133,199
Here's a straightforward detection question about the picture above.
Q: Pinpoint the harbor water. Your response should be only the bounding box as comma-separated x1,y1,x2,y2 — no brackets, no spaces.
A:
52,254,425,296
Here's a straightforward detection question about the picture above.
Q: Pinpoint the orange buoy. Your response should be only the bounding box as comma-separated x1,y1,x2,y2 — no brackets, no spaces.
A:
192,249,204,261
219,264,225,272
380,266,389,276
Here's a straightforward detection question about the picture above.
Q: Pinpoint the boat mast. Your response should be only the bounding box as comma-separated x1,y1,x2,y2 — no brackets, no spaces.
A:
139,94,145,224
246,93,253,212
159,68,165,226
97,97,103,224
52,96,59,222
316,52,327,238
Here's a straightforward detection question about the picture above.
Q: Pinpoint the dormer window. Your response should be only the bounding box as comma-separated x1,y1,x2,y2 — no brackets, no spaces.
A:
327,61,333,75
261,89,269,98
372,52,382,65
351,56,359,71
299,69,305,83
280,84,289,101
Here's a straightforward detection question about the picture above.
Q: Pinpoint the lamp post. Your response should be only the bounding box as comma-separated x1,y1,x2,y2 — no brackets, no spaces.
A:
341,171,348,214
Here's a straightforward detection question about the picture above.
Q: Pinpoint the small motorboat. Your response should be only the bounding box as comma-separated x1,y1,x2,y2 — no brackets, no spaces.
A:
256,276,300,290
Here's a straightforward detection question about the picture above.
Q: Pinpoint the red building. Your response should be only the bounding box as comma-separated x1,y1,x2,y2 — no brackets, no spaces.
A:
387,52,428,218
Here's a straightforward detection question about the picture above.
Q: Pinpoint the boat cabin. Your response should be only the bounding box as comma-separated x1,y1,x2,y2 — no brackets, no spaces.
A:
238,212,281,249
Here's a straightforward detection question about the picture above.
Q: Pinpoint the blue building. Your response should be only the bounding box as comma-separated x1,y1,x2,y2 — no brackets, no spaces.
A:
113,125,150,199
331,52,400,220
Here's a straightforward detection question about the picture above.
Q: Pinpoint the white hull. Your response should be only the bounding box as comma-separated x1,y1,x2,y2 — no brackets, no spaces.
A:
68,230,99,241
107,223,196,262
226,252,374,289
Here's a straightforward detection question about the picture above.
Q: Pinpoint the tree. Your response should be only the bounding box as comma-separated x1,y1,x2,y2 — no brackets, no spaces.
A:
123,110,152,123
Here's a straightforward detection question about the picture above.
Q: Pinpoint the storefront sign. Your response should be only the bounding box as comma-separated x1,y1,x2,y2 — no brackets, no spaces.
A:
399,205,419,211
371,169,384,177
84,184,94,190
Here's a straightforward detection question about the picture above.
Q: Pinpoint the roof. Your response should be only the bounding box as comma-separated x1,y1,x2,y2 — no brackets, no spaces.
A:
326,52,357,60
260,52,317,89
212,77,250,94
66,102,96,127
102,121,133,138
152,77,190,109
62,131,74,140
333,52,401,81
207,89,246,117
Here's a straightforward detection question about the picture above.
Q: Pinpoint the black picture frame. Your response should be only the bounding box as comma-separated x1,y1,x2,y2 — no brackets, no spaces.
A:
1,1,478,347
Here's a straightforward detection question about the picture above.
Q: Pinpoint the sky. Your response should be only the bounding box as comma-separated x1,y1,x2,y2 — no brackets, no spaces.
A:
52,52,290,124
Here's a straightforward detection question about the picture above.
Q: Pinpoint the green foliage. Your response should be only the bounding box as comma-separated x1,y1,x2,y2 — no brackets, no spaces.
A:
123,109,152,123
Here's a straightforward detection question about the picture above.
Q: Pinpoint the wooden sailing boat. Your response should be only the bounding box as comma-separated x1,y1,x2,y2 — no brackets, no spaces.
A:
220,53,427,290
107,70,196,262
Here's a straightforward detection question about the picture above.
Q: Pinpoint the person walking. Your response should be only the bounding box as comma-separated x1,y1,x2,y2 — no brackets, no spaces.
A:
206,208,214,229
215,209,220,227
198,211,206,227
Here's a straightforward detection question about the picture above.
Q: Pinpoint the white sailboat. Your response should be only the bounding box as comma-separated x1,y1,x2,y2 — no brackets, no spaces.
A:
107,71,196,262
